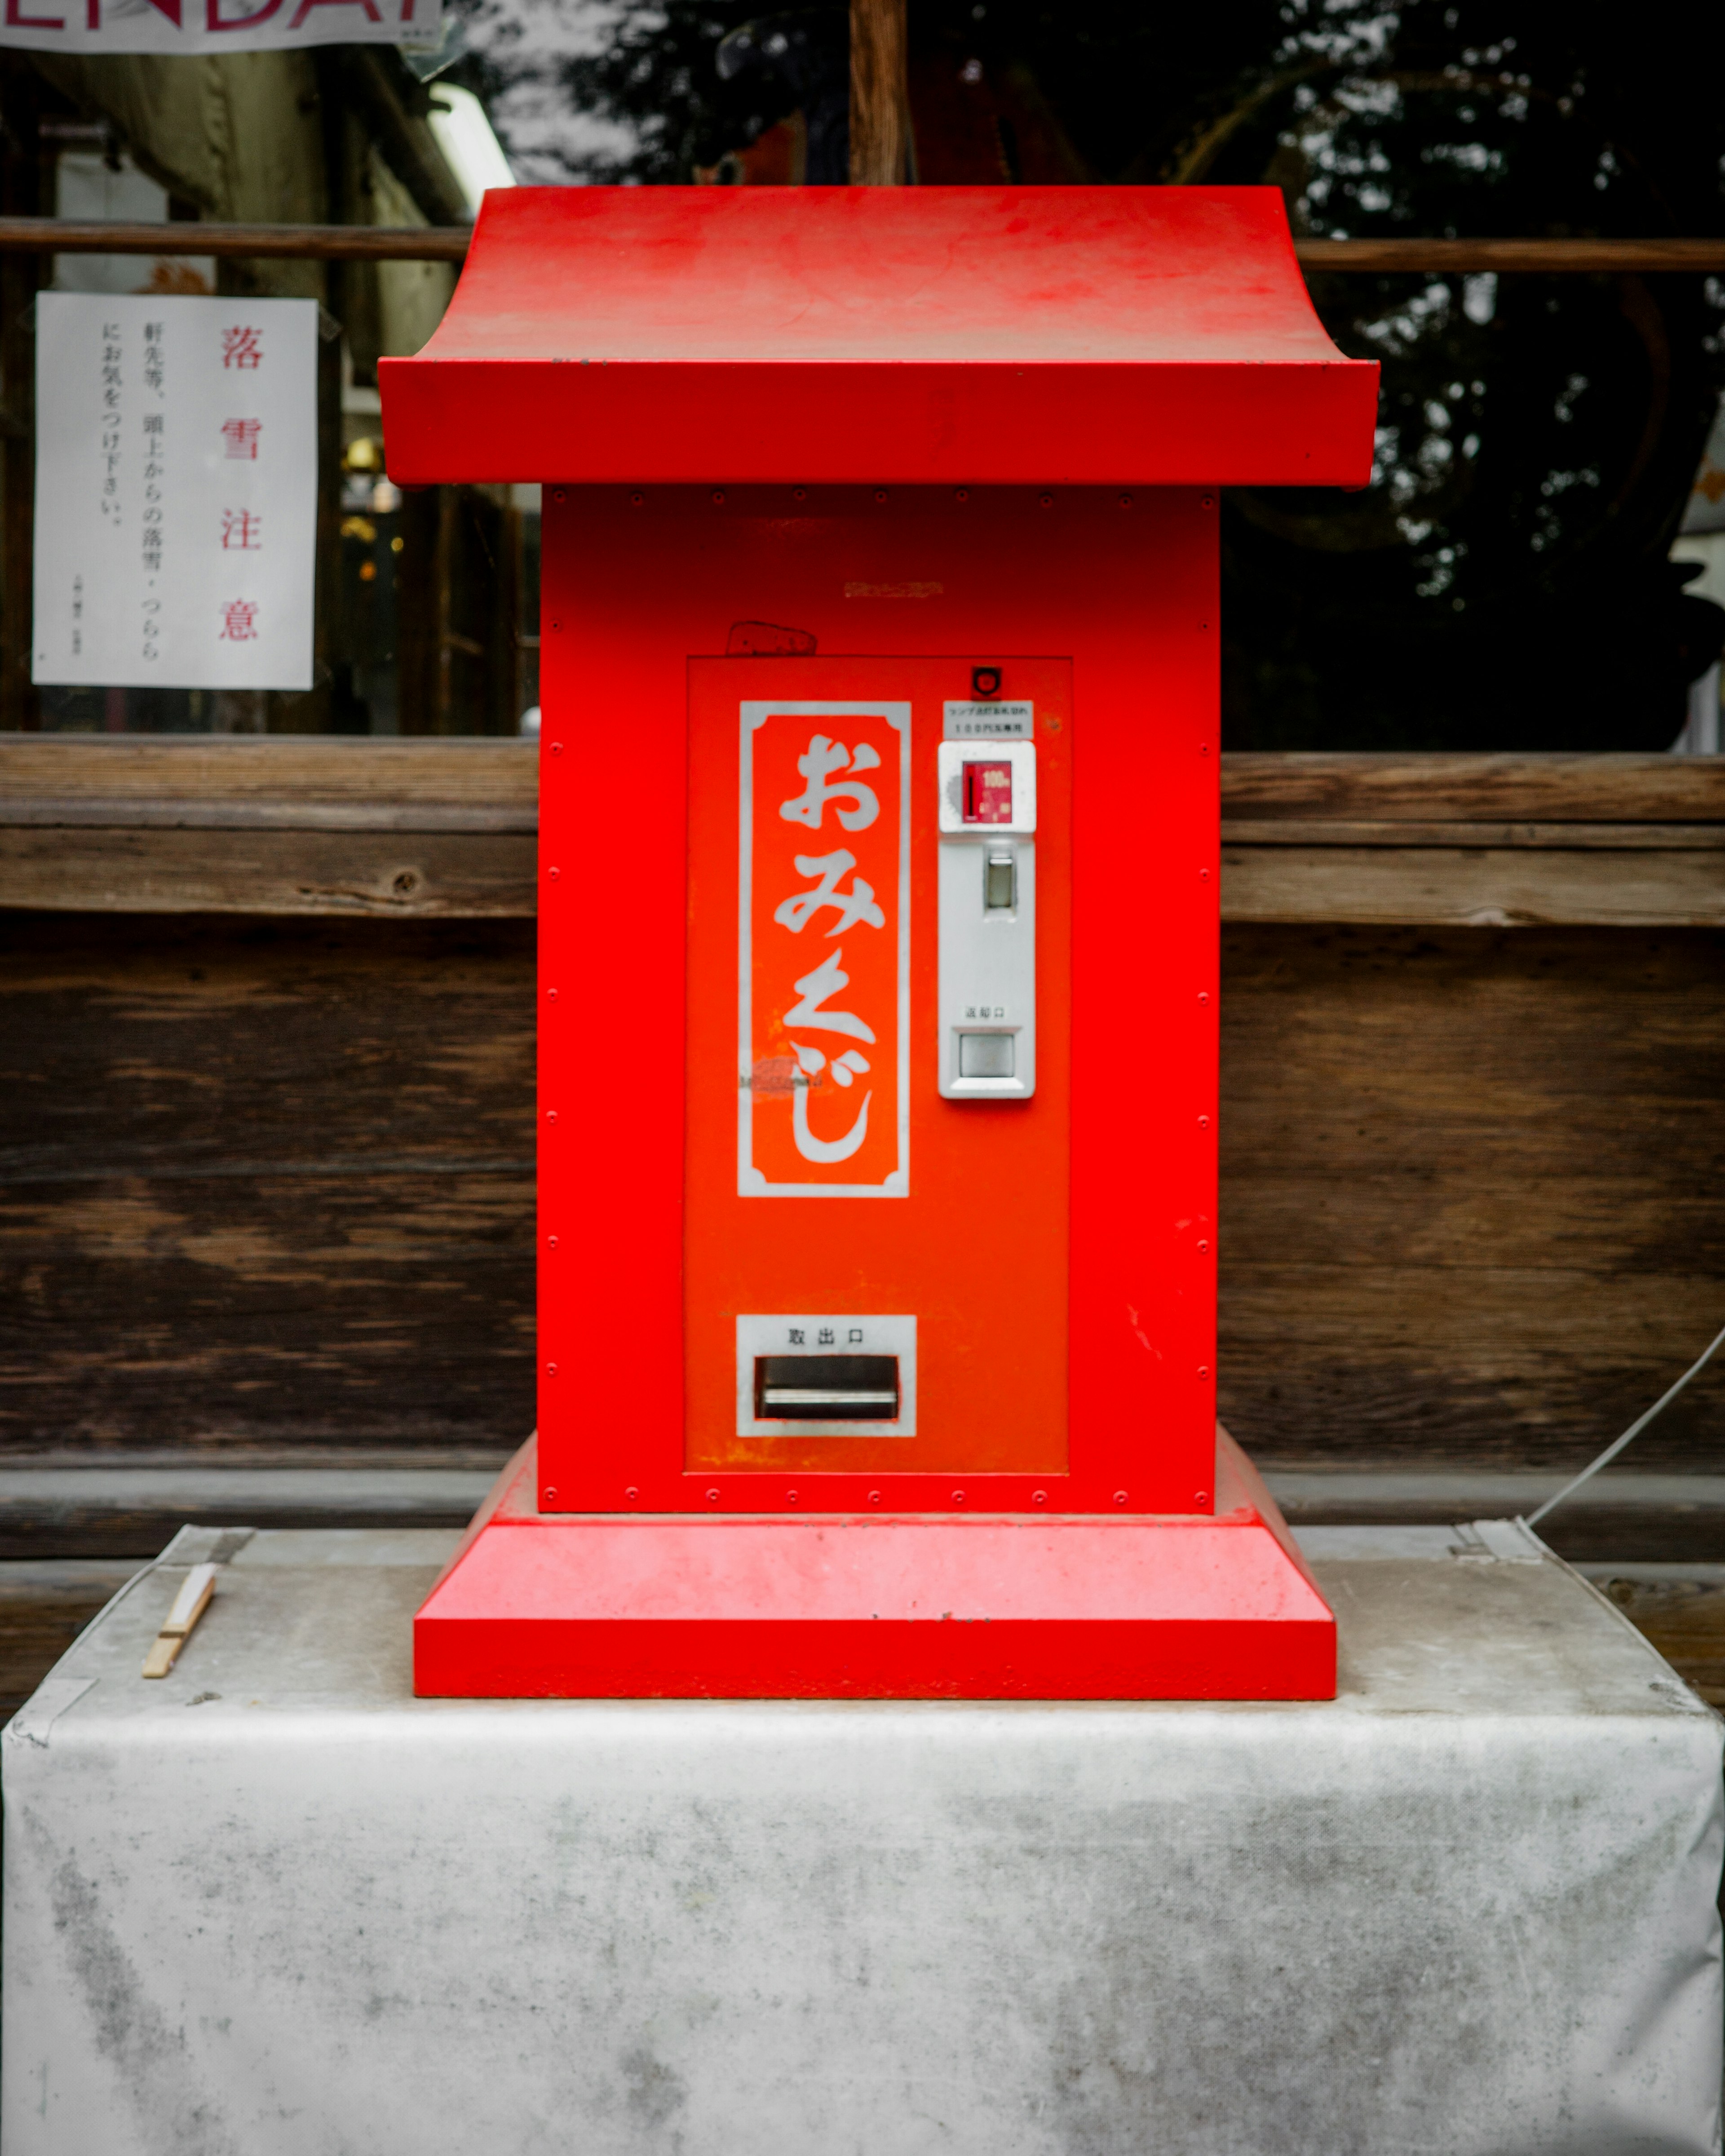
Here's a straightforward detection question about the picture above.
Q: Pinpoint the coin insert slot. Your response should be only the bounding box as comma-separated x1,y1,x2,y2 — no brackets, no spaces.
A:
755,1354,901,1420
962,760,1014,824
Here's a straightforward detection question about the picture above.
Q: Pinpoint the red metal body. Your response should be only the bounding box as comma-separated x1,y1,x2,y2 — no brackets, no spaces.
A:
532,494,1220,1517
381,186,1377,1701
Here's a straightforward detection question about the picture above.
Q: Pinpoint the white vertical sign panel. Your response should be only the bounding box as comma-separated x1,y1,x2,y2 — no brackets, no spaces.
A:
33,293,318,691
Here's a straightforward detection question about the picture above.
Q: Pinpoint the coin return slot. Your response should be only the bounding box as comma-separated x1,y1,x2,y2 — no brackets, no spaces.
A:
959,1032,1015,1079
755,1354,901,1420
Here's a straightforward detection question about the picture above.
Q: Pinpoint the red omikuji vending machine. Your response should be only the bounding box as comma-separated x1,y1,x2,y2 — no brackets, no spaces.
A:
381,186,1377,1701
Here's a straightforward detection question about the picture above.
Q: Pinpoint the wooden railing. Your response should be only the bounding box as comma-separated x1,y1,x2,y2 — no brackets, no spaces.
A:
0,218,1720,274
1,737,1721,926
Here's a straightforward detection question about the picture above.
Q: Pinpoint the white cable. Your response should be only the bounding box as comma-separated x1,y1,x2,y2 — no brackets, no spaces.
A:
1524,1320,1725,1529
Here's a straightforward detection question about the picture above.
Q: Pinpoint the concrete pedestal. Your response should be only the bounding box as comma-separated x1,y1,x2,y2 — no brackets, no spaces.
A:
4,1524,1720,2155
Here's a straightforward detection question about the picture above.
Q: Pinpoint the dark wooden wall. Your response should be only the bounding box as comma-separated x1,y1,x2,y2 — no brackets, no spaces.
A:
1221,925,1725,1467
6,906,1722,1473
2,912,534,1459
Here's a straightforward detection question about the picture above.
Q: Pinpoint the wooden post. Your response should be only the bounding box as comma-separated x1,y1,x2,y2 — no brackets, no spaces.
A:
849,0,907,186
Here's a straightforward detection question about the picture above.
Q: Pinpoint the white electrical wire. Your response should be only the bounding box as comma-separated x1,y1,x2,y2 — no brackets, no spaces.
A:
1524,1320,1725,1529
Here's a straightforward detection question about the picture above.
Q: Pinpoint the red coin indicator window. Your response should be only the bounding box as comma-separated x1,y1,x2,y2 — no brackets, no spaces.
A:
962,761,1014,824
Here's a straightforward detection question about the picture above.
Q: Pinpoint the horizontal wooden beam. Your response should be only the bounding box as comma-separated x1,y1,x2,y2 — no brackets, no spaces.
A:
1222,821,1725,850
0,826,536,916
0,733,537,814
2,742,1721,923
3,828,1717,924
1223,844,1725,928
0,220,1716,274
1295,237,1725,275
5,739,1716,823
1221,750,1725,823
0,217,468,261
0,799,535,833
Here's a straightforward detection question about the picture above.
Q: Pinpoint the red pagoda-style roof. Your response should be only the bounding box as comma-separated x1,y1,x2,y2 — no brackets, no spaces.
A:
380,186,1377,487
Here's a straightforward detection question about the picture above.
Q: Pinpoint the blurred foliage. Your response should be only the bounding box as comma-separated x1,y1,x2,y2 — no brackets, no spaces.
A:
453,0,1725,747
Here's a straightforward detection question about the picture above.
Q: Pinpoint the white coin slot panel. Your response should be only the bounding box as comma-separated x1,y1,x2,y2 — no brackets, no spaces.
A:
936,739,1036,1100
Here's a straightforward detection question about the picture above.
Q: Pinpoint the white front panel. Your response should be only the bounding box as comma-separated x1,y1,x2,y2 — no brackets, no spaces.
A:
935,740,1037,1100
938,840,1037,1098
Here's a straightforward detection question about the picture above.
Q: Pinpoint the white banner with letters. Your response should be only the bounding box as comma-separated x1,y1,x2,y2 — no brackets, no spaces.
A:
33,293,318,692
0,0,436,54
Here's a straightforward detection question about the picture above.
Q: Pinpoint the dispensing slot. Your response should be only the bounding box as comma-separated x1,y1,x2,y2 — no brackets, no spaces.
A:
755,1355,901,1420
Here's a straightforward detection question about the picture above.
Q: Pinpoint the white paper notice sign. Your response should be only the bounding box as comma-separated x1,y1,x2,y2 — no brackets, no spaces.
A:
33,294,317,691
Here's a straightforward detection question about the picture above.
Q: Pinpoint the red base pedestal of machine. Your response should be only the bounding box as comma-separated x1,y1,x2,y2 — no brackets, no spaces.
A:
384,186,1376,1705
417,1427,1334,1701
